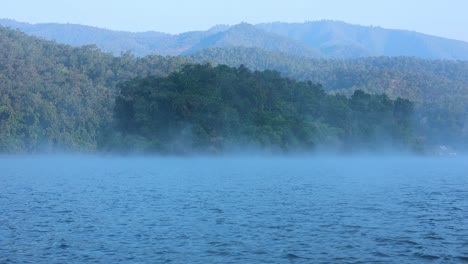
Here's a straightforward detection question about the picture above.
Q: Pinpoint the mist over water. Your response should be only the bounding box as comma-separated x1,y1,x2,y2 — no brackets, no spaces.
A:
1,155,467,263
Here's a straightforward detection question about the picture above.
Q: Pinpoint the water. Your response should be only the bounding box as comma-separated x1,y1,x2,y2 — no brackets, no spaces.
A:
1,155,467,263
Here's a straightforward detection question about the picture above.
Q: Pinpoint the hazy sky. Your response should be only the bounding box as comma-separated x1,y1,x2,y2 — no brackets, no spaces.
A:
1,0,467,42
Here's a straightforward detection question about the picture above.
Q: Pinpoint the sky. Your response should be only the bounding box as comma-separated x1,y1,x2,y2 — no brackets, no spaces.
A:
1,0,468,42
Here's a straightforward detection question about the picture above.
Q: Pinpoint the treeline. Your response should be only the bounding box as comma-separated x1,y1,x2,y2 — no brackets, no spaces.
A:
189,47,468,148
0,26,188,152
101,64,417,154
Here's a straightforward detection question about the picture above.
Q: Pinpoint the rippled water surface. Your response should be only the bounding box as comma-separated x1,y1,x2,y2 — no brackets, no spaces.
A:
1,156,468,263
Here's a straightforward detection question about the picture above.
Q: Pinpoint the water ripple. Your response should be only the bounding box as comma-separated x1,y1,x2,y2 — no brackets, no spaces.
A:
1,156,467,263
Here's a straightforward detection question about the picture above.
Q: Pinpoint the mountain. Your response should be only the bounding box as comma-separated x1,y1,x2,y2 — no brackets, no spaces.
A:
257,21,468,59
0,18,172,56
180,23,322,57
0,19,320,57
2,18,468,60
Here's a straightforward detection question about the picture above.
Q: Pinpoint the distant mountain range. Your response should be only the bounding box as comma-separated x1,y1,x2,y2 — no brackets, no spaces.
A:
2,18,468,60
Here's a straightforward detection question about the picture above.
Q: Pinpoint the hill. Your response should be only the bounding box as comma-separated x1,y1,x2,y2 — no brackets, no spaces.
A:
105,64,416,153
2,19,468,60
0,25,189,152
189,47,468,147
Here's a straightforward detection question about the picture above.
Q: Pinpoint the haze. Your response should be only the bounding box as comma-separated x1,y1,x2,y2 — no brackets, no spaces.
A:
2,0,468,42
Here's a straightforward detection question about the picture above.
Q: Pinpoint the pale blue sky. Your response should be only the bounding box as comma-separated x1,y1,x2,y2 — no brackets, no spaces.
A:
1,0,467,42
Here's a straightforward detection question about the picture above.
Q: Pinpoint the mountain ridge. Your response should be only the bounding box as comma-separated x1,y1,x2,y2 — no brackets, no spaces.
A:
181,23,323,57
2,18,468,60
257,21,468,59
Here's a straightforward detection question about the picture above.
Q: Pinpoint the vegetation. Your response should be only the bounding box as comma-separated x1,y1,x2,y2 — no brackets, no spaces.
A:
0,25,466,153
102,64,417,154
190,47,468,148
0,26,188,152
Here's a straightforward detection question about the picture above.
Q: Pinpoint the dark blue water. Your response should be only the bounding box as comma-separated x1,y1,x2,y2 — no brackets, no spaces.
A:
1,156,467,263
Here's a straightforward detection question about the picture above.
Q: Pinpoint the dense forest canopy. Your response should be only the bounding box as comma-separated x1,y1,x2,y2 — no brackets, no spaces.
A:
190,47,468,148
102,64,417,154
0,25,466,153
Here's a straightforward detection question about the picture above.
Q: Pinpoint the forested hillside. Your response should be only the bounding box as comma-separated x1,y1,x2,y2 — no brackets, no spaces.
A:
190,47,468,148
0,26,188,152
103,64,416,153
0,25,466,153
